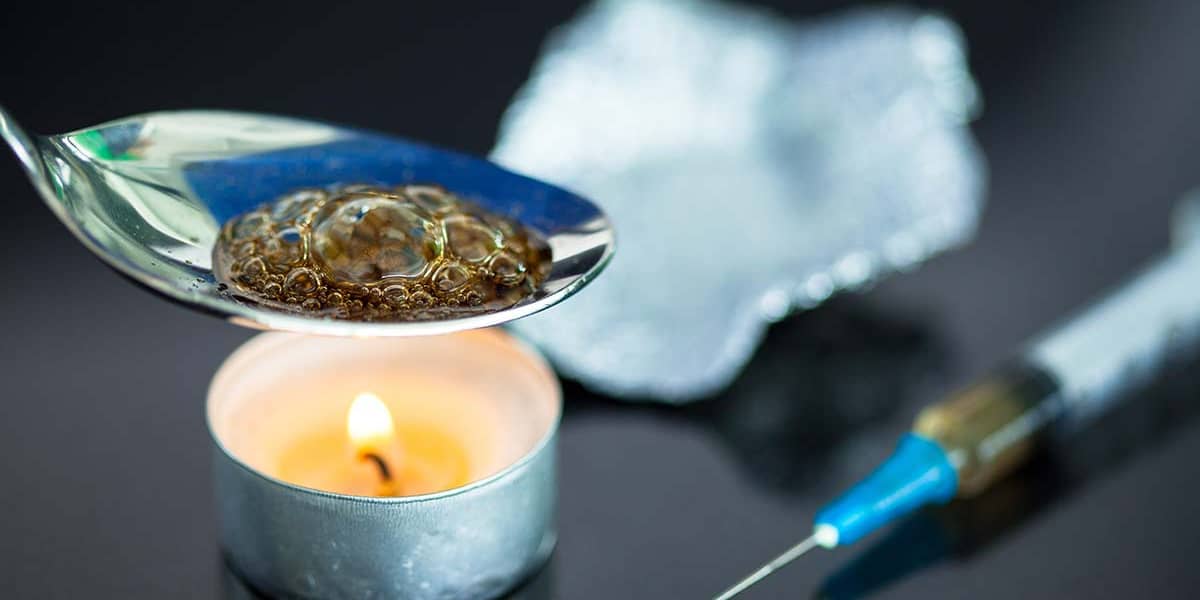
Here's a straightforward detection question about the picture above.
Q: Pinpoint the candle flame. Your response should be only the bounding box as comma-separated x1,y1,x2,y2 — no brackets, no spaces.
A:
347,392,395,453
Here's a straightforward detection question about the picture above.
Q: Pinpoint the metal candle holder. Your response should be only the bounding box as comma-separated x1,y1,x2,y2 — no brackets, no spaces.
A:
208,330,560,599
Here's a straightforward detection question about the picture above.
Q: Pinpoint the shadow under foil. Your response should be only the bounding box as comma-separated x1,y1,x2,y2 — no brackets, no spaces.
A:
816,350,1200,600
219,553,555,600
563,296,951,494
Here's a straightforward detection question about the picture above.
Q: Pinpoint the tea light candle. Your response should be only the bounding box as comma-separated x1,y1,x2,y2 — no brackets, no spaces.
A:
208,329,560,599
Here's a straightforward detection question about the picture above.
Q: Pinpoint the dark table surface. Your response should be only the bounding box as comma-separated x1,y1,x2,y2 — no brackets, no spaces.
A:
3,1,1200,598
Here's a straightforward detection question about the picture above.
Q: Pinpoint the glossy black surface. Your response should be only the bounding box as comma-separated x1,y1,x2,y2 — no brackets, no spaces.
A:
3,1,1200,598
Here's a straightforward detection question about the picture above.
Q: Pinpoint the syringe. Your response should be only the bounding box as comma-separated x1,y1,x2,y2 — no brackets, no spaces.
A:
716,199,1200,600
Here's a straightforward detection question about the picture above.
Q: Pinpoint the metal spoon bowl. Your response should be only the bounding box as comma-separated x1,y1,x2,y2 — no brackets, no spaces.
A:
0,107,613,336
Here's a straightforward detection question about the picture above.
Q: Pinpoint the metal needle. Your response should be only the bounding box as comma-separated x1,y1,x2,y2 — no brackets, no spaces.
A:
714,534,821,600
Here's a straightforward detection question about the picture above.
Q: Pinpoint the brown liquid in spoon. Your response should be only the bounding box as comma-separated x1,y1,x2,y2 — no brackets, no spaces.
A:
213,184,551,321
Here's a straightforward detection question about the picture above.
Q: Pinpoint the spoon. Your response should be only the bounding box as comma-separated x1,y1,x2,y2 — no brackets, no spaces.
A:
0,107,614,336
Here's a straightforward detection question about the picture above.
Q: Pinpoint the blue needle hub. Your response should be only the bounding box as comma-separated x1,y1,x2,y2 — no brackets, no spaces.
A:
813,433,959,547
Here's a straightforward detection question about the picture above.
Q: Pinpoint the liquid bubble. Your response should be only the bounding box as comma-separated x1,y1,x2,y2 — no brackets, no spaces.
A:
213,184,550,321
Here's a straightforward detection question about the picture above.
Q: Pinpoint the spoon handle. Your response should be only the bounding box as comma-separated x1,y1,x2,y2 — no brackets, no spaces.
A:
0,106,52,196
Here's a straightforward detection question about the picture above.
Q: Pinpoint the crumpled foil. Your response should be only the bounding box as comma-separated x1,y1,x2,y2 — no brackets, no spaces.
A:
492,0,986,402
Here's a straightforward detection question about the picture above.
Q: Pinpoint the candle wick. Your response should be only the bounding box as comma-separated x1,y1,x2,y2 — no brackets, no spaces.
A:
362,452,393,482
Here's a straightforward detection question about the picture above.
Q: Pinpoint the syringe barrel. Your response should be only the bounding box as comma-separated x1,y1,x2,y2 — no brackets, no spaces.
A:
1028,238,1200,433
918,237,1200,496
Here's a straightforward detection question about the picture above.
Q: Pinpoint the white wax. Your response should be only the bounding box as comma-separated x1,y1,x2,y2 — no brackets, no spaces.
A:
207,328,560,496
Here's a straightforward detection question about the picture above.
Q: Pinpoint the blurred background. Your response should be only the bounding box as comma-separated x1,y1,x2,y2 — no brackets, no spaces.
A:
3,1,1200,598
